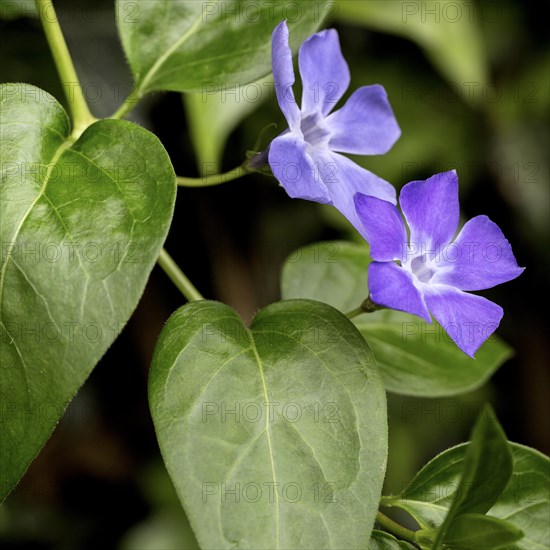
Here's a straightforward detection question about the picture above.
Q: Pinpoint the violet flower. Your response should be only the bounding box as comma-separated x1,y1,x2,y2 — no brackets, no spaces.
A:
267,21,401,233
354,171,524,357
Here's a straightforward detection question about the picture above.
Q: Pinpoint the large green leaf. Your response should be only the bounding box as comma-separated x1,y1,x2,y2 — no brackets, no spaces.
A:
149,299,387,548
0,83,176,501
117,0,329,96
382,441,549,549
335,0,488,101
281,241,513,397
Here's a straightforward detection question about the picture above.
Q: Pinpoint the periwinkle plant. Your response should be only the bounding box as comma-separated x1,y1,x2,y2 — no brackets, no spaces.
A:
1,3,545,550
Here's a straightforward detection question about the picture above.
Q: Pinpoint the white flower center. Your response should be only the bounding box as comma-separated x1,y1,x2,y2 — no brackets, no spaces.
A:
300,112,332,149
409,254,437,283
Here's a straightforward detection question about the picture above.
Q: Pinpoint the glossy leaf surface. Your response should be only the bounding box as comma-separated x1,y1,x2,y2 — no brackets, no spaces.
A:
149,299,387,548
0,83,176,501
117,0,330,95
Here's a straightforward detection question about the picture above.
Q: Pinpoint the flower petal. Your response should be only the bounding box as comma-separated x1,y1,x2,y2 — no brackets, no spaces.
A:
324,152,397,236
423,285,503,358
400,171,460,253
272,21,300,131
268,133,330,203
368,262,431,322
354,193,407,262
298,29,350,116
432,215,525,291
325,85,401,155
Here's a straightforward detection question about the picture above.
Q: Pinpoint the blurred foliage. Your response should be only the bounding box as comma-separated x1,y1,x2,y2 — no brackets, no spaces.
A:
119,463,199,550
183,75,273,172
0,0,36,19
0,0,548,547
336,0,488,95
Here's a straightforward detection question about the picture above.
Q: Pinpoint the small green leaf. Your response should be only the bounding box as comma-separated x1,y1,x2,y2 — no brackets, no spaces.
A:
355,316,512,397
335,0,488,102
452,406,513,515
281,241,513,397
432,406,513,548
383,432,549,548
117,0,329,96
442,513,524,549
183,74,272,172
369,530,416,549
0,84,176,501
282,240,371,313
149,299,387,549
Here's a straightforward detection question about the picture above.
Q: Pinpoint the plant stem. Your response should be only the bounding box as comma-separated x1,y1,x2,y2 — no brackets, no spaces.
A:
111,88,141,120
345,296,384,319
346,307,365,319
177,165,250,188
376,511,417,544
35,0,95,136
157,248,204,302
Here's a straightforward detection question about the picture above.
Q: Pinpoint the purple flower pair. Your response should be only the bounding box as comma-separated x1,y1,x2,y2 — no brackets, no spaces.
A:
268,22,523,356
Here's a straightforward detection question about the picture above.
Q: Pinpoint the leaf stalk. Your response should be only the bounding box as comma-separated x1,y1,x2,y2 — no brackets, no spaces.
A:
177,164,252,188
376,511,418,544
35,0,96,136
158,248,204,302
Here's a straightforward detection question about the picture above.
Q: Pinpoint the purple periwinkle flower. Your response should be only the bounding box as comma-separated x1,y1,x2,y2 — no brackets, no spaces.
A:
268,21,401,233
354,171,524,357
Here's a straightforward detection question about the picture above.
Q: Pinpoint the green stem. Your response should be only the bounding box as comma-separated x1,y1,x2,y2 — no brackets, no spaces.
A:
177,165,250,188
345,296,384,319
376,511,417,544
111,88,141,120
346,307,365,319
157,248,204,302
35,0,95,136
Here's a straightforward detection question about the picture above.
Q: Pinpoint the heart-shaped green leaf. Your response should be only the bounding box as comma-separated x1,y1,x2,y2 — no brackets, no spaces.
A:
382,440,549,548
149,299,387,548
281,241,513,396
335,0,488,101
117,0,330,96
0,83,176,501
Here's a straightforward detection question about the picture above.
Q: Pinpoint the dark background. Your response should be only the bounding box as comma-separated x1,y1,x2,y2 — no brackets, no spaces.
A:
1,0,548,547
